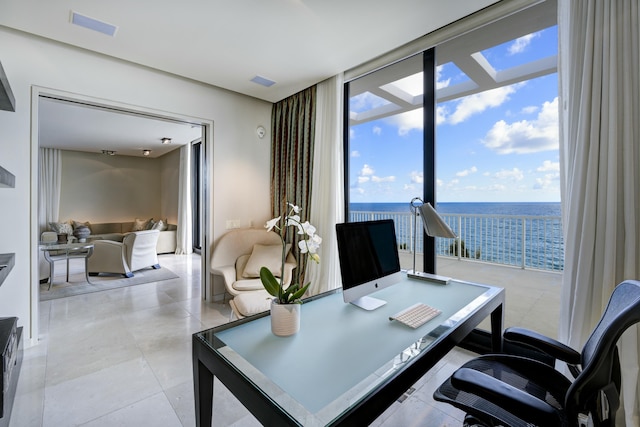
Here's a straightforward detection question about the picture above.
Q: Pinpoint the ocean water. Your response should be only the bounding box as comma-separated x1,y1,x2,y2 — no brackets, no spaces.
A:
349,202,564,271
350,202,561,217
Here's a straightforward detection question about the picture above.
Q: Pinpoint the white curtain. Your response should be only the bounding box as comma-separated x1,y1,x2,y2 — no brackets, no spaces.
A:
307,74,345,296
38,148,62,231
175,144,193,255
558,0,640,424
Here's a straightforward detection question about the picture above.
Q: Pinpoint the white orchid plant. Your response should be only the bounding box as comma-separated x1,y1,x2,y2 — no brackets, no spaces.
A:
261,202,322,304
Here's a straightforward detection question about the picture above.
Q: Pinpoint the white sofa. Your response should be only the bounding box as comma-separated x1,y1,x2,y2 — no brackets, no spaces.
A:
47,219,177,254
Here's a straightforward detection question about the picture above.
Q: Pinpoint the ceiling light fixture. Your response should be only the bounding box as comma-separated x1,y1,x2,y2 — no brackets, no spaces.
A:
250,75,276,87
70,11,118,36
143,149,151,156
101,150,116,156
161,137,172,144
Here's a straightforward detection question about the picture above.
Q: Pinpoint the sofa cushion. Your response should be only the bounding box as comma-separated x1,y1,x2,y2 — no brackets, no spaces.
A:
242,243,290,278
91,223,125,235
232,290,272,317
232,277,266,292
151,219,168,231
131,217,152,231
49,221,73,235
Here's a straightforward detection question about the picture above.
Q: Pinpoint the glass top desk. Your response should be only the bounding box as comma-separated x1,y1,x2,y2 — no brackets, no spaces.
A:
192,274,504,426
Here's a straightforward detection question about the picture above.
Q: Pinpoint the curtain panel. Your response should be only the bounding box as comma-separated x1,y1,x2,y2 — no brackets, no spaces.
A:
38,147,62,232
271,86,317,284
558,0,640,424
175,143,193,255
306,75,345,296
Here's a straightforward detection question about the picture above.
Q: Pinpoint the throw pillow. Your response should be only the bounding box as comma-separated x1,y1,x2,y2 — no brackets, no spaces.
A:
151,220,164,231
242,243,291,278
145,219,156,230
49,221,73,235
131,217,152,231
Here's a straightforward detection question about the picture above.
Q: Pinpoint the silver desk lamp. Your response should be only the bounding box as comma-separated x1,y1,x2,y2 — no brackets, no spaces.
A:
408,197,457,284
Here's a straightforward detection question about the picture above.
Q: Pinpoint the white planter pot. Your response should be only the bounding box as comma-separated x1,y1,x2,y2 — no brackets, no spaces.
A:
270,299,301,337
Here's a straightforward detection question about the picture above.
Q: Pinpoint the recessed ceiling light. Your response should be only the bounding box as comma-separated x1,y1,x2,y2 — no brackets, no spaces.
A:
70,11,118,37
101,150,116,156
250,75,276,87
143,149,151,156
161,137,172,144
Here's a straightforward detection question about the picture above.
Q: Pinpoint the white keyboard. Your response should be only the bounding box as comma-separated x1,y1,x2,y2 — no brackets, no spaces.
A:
389,303,441,328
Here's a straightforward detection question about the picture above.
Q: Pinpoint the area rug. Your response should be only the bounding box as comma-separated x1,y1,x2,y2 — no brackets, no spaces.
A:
40,267,179,301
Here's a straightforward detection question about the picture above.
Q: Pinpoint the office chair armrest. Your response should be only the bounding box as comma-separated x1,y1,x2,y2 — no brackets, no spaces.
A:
452,367,561,426
505,327,581,365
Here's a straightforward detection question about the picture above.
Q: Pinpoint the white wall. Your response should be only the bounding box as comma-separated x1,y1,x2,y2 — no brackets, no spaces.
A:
0,26,274,345
58,150,165,224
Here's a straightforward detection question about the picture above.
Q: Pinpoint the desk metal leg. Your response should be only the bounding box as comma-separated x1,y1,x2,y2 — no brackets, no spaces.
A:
194,357,213,427
490,303,504,352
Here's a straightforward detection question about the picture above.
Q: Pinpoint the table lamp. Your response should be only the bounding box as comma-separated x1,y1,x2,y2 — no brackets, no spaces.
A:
409,197,457,284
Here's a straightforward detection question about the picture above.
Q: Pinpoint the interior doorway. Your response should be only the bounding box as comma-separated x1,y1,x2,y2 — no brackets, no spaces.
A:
31,87,213,341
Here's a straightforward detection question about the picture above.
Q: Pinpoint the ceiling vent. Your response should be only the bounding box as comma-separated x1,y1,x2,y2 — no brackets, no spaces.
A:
250,75,276,87
70,11,118,37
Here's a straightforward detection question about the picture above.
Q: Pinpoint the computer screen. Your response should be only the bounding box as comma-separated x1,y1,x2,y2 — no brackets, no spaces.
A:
335,219,402,310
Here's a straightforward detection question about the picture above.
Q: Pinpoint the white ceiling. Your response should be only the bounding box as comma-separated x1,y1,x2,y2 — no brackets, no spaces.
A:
2,0,557,157
38,97,202,158
0,0,499,103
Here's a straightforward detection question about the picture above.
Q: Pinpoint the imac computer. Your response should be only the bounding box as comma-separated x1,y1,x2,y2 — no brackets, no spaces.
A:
335,219,403,310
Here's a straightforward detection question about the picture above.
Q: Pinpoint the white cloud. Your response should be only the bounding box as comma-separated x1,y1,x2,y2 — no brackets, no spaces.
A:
482,97,559,154
372,175,395,183
508,33,539,55
495,168,524,181
447,85,520,125
456,166,478,177
351,150,360,158
358,176,370,184
521,105,538,115
536,160,559,172
411,171,424,184
436,65,451,90
350,92,389,113
361,164,374,176
373,126,382,135
387,108,424,136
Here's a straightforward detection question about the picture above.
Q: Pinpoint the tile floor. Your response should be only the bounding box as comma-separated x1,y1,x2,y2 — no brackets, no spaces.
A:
9,253,534,427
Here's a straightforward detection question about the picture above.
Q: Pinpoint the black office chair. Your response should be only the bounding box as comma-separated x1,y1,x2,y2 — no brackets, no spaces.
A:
434,279,640,427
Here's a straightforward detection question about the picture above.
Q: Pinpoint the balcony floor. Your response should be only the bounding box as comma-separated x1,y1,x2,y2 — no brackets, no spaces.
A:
434,255,561,338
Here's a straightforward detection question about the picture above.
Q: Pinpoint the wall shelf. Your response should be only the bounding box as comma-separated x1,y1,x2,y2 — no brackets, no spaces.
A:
0,62,15,112
0,254,14,288
0,166,14,189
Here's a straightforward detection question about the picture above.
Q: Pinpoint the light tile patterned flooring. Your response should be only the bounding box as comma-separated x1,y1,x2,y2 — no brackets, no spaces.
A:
10,254,561,426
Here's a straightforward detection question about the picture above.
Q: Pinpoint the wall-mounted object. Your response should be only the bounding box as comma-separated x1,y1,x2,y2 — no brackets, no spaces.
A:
0,62,15,112
0,253,15,288
256,125,266,139
0,166,14,189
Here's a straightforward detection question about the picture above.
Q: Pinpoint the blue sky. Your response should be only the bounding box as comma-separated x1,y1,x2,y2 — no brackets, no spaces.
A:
349,26,559,203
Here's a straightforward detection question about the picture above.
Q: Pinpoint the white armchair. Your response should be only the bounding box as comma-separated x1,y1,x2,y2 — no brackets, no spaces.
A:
211,228,296,318
88,230,160,277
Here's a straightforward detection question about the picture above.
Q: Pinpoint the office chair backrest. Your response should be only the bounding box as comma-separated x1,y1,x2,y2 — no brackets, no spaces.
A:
566,280,640,422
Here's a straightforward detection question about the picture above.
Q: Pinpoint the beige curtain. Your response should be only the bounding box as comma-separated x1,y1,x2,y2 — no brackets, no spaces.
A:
271,86,316,284
558,0,640,424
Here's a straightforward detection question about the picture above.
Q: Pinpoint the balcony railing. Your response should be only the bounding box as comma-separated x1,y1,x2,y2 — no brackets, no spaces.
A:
349,211,564,272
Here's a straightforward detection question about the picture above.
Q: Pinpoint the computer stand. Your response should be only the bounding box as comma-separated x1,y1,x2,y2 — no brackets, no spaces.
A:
350,296,387,311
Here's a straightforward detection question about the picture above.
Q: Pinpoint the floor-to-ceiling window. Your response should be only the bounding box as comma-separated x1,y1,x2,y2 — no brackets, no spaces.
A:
344,2,560,338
